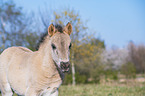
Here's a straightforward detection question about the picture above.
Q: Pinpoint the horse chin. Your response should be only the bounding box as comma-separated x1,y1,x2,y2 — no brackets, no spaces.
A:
62,68,70,73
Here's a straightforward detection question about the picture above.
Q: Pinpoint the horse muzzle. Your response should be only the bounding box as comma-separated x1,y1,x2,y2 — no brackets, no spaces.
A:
60,61,70,73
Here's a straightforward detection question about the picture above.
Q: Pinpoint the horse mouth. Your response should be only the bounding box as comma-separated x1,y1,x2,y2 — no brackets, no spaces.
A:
62,68,70,73
60,63,70,73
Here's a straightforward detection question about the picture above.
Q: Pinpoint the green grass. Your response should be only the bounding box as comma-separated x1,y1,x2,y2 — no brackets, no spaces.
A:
0,83,145,96
59,84,145,96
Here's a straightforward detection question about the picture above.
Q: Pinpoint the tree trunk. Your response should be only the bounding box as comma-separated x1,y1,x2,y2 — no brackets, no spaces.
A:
71,51,76,85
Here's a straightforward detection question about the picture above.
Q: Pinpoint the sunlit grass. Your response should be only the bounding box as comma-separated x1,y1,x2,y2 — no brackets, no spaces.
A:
59,83,145,96
0,83,145,96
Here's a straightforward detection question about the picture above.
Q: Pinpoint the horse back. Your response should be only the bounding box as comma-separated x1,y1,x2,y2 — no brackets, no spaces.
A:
0,46,32,65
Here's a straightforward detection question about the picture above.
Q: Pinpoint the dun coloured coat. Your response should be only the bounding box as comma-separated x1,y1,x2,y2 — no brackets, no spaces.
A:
0,23,72,96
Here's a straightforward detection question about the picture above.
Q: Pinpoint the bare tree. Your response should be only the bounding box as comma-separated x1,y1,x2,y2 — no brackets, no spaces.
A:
128,42,145,73
0,0,38,52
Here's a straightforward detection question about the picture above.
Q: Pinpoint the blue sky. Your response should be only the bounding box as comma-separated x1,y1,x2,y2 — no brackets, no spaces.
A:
14,0,145,48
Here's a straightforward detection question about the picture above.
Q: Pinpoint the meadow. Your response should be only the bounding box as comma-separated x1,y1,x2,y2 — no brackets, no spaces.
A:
0,83,144,96
59,83,145,96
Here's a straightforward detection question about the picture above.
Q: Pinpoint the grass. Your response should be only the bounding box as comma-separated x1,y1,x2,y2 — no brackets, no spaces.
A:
0,83,145,96
59,83,145,96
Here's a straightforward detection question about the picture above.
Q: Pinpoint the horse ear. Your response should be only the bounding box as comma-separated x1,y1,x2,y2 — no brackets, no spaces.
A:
48,24,55,37
64,22,72,35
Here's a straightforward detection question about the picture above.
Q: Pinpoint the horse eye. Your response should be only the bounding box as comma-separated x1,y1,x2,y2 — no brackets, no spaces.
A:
69,43,72,49
51,43,56,50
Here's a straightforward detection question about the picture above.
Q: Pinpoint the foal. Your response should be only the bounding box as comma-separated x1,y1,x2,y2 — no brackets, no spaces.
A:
0,23,72,96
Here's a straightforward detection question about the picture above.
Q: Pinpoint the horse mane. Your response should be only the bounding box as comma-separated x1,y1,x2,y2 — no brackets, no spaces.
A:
55,24,63,33
36,24,63,50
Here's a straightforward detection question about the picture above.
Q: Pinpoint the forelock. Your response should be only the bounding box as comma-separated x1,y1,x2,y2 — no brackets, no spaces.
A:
55,24,63,33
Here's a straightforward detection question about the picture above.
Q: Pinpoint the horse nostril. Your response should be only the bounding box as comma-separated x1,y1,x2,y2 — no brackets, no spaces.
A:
60,62,70,68
65,64,70,67
60,62,64,65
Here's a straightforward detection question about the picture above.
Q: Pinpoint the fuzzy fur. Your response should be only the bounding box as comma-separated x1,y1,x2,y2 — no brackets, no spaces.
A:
0,23,72,96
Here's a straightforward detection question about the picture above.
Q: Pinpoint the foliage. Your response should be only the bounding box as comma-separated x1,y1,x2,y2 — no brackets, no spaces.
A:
104,69,118,80
63,74,72,85
64,72,87,85
0,0,38,52
0,0,22,51
120,62,136,78
75,72,87,84
25,32,39,51
74,37,105,82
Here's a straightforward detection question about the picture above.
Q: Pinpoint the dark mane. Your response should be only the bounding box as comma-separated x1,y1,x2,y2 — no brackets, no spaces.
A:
36,32,48,50
55,24,63,33
36,24,63,50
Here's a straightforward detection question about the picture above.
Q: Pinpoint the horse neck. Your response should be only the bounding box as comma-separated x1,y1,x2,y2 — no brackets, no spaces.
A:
37,38,64,80
38,40,57,74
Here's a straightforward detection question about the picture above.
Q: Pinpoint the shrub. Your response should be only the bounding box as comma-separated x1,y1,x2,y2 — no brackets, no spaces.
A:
63,74,72,85
75,72,87,84
121,62,136,78
104,70,118,81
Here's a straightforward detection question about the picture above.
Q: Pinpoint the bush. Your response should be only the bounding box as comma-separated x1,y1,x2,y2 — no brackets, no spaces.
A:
63,72,87,85
104,70,118,81
75,72,87,84
63,74,72,85
121,62,136,78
